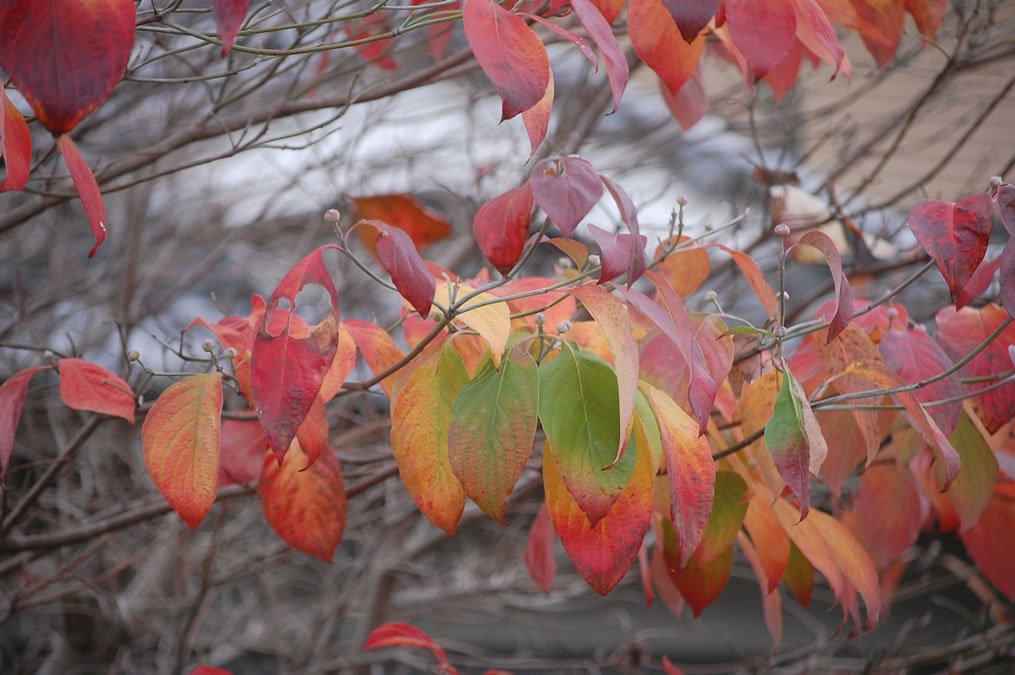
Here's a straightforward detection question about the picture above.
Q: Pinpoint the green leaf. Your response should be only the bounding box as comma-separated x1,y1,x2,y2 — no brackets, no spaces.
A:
765,366,826,519
538,343,634,526
448,345,540,523
946,411,1000,532
692,471,748,565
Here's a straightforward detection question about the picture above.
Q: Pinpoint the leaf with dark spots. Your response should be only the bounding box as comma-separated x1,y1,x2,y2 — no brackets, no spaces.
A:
530,156,603,237
909,193,994,301
0,0,135,134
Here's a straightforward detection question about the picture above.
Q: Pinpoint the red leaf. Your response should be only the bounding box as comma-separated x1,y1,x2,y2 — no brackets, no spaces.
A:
530,156,603,237
212,0,251,55
703,242,778,317
142,373,223,529
763,41,803,102
1000,238,1015,321
957,254,1001,310
58,135,107,258
295,395,329,469
58,358,135,423
660,67,709,130
0,366,50,481
629,0,706,96
854,0,904,67
525,502,558,594
854,463,925,566
789,230,854,342
662,522,733,616
522,14,597,68
792,0,846,76
588,225,648,286
258,440,346,561
473,182,535,274
359,220,435,317
571,0,629,112
879,328,963,437
659,0,720,41
252,246,340,460
463,0,550,120
959,494,1015,601
345,14,399,70
217,418,268,486
0,0,135,134
909,193,994,301
364,622,450,666
997,184,1015,235
600,174,648,285
354,194,452,252
936,304,1015,433
0,88,31,192
905,0,946,41
725,0,797,78
190,668,233,675
521,73,554,158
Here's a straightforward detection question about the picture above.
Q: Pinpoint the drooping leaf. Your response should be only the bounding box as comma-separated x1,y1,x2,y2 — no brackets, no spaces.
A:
628,0,706,95
530,156,603,237
660,67,709,130
522,73,554,157
0,366,50,481
852,0,904,67
644,384,715,566
958,254,1001,310
655,236,710,298
763,41,803,102
959,495,1015,601
58,358,135,423
945,411,999,533
525,502,557,594
543,434,653,595
538,344,634,525
359,220,435,317
788,230,854,342
782,539,814,608
588,225,648,286
725,0,797,78
390,340,470,534
908,194,994,301
905,0,947,41
765,365,826,519
690,471,749,565
523,14,597,68
0,88,31,192
433,282,511,368
0,0,135,133
571,0,629,112
737,532,783,649
319,322,357,402
217,418,268,486
488,277,576,334
473,182,534,274
600,175,648,285
344,319,406,397
879,327,963,437
462,0,550,120
743,490,790,593
936,304,1015,433
854,462,925,566
364,622,451,669
258,440,345,561
703,243,778,317
448,346,539,522
252,246,340,460
142,372,223,529
661,519,733,617
212,0,251,55
58,135,107,258
659,0,720,41
997,184,1015,235
354,194,452,255
1000,238,1015,321
792,0,846,76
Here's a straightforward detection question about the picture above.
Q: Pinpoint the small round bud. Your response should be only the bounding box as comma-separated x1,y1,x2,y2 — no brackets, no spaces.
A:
201,338,216,353
223,347,238,359
990,176,1003,187
324,208,341,222
774,223,791,237
885,307,899,321
533,312,546,326
557,319,573,334
43,349,56,361
127,350,140,362
782,291,790,302
676,195,688,207
704,290,718,302
747,459,758,470
587,254,601,267
773,326,788,338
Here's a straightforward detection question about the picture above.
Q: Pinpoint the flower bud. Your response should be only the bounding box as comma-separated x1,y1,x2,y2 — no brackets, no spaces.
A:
324,208,341,222
127,350,140,362
676,195,688,207
223,347,238,359
704,290,718,302
201,338,216,353
774,223,791,237
990,176,1003,187
773,326,788,338
885,307,899,321
533,313,546,327
557,319,573,334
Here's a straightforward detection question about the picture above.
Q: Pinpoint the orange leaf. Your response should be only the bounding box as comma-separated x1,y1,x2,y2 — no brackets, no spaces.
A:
319,322,357,402
629,0,706,96
654,236,710,298
354,194,452,254
58,358,135,423
142,373,224,529
344,320,406,398
258,440,346,561
743,491,790,593
522,67,554,158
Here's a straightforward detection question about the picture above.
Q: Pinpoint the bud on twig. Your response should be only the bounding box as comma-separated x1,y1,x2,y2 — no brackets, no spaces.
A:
324,208,341,222
201,339,216,353
557,319,572,334
704,290,718,302
676,195,688,207
223,347,238,359
774,223,791,237
127,350,140,362
533,313,546,327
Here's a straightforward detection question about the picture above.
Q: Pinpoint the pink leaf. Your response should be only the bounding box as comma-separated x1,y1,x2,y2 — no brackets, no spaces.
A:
0,366,51,481
525,502,558,594
600,174,648,285
58,135,107,258
788,230,854,342
571,0,629,112
588,224,648,286
359,220,435,317
521,73,554,157
530,155,603,237
212,0,251,55
997,184,1015,235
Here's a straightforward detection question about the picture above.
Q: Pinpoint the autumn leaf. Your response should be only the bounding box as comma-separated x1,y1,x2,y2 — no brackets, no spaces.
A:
997,184,1015,235
530,156,603,237
688,471,749,565
0,0,135,134
473,182,534,274
726,0,797,78
1000,238,1015,321
543,434,654,595
588,225,648,286
655,236,709,298
390,340,470,534
792,0,847,76
525,502,558,594
854,462,925,566
703,243,778,317
660,67,709,130
358,220,436,317
258,440,346,561
629,0,706,96
463,0,550,120
0,366,51,481
660,519,733,617
599,174,649,285
448,346,539,522
660,0,720,41
487,277,576,334
217,418,268,486
909,194,994,301
0,88,31,192
945,411,999,533
58,135,107,258
364,623,453,670
354,194,452,253
319,322,357,402
959,495,1015,601
344,319,405,397
765,364,826,519
879,327,963,437
58,358,135,423
433,283,510,368
788,230,854,342
212,0,251,55
142,372,223,529
522,74,554,157
742,490,790,593
538,343,633,525
571,0,629,112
